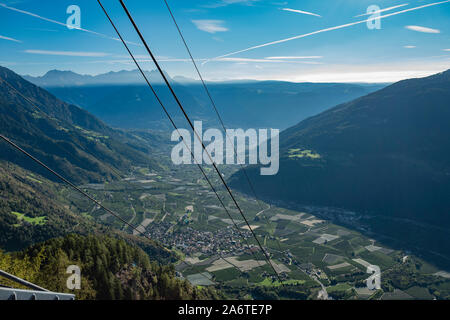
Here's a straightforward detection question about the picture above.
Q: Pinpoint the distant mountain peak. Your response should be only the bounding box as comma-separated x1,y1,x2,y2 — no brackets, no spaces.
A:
45,69,79,75
21,69,188,88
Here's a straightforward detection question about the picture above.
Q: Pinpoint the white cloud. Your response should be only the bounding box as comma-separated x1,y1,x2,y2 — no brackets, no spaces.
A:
230,61,450,83
222,0,257,4
405,25,440,33
265,56,322,59
291,71,437,83
215,57,287,63
204,0,259,8
404,45,416,48
217,57,272,62
205,57,324,66
0,34,21,43
444,49,450,51
282,8,321,18
206,0,450,62
24,50,110,57
100,56,323,65
192,20,228,33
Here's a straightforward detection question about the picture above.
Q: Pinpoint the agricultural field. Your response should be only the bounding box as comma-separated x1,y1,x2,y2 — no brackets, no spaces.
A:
11,211,47,226
65,164,450,300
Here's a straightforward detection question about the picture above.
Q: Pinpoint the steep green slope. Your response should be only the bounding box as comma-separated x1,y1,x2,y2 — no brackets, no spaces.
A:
0,234,220,300
0,66,161,184
0,162,93,251
0,162,173,262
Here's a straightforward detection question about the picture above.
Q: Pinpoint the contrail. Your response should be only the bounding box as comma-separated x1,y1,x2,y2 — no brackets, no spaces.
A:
282,8,321,18
354,3,410,17
205,0,450,63
0,3,141,47
0,35,22,43
25,50,111,57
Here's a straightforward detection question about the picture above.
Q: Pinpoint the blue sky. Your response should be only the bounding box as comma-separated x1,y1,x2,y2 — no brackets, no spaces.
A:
0,0,450,82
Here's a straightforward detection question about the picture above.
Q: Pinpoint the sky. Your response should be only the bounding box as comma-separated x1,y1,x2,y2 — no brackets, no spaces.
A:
0,0,450,83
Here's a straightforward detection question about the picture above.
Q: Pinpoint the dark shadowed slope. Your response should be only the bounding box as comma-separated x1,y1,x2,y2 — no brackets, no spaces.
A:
0,66,161,184
230,70,450,266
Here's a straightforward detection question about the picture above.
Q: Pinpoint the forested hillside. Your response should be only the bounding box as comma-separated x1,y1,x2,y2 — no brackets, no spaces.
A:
0,161,172,263
0,66,212,300
230,70,450,268
0,162,92,251
0,234,220,300
0,66,162,184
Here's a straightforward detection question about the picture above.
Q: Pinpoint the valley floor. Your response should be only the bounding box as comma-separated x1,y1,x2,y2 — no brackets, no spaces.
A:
64,164,450,300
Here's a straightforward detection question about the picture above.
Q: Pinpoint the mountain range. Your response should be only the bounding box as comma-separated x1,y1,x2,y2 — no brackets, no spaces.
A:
23,69,385,131
23,69,172,87
2,64,450,292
